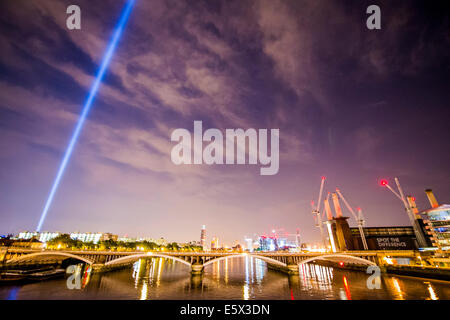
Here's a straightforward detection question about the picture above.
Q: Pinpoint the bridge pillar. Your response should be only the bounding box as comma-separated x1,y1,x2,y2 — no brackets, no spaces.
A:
286,257,299,274
95,255,107,264
191,263,204,275
287,264,299,274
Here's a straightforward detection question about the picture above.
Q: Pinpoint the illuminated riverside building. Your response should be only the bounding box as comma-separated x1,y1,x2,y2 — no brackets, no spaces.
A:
17,231,60,243
39,232,61,243
117,237,133,242
117,237,167,245
101,233,119,241
17,231,118,244
70,232,103,244
350,226,417,250
259,236,277,251
17,231,38,240
421,189,450,250
258,235,298,251
140,237,167,246
69,232,118,244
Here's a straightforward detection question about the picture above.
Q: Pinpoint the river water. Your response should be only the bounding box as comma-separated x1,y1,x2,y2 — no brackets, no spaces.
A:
1,256,449,300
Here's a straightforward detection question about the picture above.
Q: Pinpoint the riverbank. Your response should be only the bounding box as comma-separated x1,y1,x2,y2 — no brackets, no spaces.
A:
0,266,65,285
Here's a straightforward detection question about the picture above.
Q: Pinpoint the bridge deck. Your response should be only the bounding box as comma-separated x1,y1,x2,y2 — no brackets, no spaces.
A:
2,248,417,271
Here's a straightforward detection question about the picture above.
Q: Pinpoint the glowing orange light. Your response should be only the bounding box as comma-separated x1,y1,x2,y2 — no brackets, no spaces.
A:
411,197,416,201
339,261,344,267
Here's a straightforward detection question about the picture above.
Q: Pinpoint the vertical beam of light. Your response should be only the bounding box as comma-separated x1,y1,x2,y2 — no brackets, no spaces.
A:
36,0,136,232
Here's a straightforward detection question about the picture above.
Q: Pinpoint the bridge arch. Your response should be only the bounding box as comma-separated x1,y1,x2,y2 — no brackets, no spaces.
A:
6,251,94,265
104,252,191,267
203,254,287,267
298,254,376,266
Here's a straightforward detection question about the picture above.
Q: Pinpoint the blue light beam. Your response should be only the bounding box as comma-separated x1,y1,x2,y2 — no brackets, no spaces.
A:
36,0,135,232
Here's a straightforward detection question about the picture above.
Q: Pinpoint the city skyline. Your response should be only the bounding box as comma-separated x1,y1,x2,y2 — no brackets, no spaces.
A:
1,0,449,245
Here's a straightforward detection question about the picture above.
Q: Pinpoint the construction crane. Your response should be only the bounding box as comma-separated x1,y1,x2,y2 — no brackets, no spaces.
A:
311,177,327,247
335,188,368,250
380,177,428,248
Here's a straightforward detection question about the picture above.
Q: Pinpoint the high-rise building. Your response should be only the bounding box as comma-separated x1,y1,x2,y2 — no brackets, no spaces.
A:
200,225,206,251
211,237,219,250
421,189,450,250
296,229,301,247
244,238,253,252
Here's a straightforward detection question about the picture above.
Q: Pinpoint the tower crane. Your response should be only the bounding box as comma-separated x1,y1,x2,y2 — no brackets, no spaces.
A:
311,177,327,247
335,188,368,250
380,177,428,248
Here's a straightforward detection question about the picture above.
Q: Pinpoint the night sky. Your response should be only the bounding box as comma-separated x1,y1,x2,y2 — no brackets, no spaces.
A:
0,0,449,245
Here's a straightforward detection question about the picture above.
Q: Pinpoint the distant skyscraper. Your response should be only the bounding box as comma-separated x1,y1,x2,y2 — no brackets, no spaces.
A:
296,229,301,247
211,237,219,250
245,238,253,252
200,225,206,251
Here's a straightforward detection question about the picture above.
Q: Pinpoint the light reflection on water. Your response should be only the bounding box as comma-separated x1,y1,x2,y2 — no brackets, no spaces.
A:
1,256,449,300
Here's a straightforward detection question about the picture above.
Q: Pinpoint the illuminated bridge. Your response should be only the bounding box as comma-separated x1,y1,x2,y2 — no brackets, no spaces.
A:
2,249,417,274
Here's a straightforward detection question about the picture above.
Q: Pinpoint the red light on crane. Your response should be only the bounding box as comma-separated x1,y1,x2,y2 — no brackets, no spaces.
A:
321,176,326,181
411,196,416,201
380,179,388,186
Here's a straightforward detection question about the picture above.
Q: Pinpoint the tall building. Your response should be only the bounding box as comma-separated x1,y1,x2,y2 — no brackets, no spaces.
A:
244,238,253,252
421,189,450,250
295,229,301,248
200,225,206,251
211,237,219,250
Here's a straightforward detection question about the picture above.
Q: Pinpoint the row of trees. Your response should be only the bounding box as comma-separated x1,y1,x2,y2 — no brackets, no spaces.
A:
46,234,202,252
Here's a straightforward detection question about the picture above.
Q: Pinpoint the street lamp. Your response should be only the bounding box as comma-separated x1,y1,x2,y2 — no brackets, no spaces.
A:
379,177,427,247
